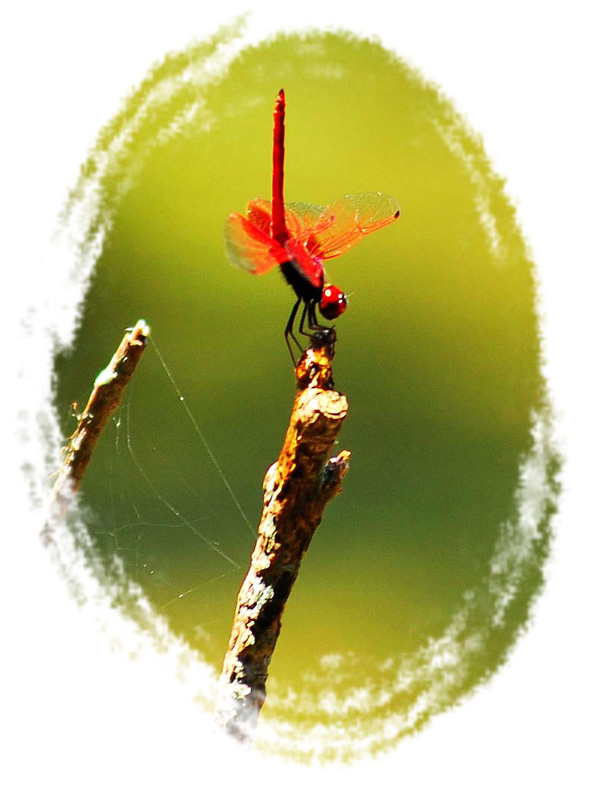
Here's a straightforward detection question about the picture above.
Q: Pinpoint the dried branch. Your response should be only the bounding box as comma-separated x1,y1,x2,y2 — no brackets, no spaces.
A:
215,334,350,743
42,319,150,544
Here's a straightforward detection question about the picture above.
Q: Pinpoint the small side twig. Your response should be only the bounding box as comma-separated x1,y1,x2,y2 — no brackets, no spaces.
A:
42,319,150,544
215,334,350,743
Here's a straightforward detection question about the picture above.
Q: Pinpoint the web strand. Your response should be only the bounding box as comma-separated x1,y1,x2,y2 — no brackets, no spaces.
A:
122,399,241,569
149,336,255,536
158,570,235,612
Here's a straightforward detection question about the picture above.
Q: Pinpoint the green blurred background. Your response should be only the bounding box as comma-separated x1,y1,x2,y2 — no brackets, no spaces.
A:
54,28,554,749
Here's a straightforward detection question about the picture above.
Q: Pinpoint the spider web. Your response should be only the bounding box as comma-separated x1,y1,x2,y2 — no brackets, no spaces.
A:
73,336,257,659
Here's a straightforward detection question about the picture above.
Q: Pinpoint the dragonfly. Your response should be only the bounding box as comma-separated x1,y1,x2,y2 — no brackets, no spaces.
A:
224,89,401,362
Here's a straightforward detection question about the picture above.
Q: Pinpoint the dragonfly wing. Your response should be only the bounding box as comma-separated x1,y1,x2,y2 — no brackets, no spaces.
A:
244,198,308,239
311,193,401,259
285,201,326,233
224,210,284,274
284,201,334,259
246,199,272,235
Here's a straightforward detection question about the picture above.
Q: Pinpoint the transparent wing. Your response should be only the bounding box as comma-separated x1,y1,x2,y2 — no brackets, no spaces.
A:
224,193,399,272
224,209,283,274
310,193,401,260
245,199,272,235
248,199,328,239
283,201,334,258
285,201,327,233
224,199,330,274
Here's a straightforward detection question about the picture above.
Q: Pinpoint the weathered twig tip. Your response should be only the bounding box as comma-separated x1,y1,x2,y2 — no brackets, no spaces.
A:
296,329,337,390
129,318,150,340
42,319,150,544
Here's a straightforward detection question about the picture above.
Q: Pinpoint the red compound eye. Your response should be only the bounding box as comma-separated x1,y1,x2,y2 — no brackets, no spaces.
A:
319,285,347,320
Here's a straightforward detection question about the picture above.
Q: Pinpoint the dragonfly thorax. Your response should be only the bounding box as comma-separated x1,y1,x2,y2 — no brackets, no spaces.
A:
280,246,347,322
279,257,323,303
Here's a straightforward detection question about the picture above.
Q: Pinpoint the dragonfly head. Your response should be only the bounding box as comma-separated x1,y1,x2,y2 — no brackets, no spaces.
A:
319,284,347,320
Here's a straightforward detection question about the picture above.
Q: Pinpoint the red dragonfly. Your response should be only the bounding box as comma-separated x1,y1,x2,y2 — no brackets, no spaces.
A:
224,89,400,361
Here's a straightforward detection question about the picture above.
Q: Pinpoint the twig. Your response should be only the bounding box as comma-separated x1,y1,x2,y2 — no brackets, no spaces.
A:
42,319,150,544
215,333,350,743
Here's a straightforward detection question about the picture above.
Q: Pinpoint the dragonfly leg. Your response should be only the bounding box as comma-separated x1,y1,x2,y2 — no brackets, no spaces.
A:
284,298,304,364
299,302,336,360
289,299,334,365
298,299,309,337
304,300,331,334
